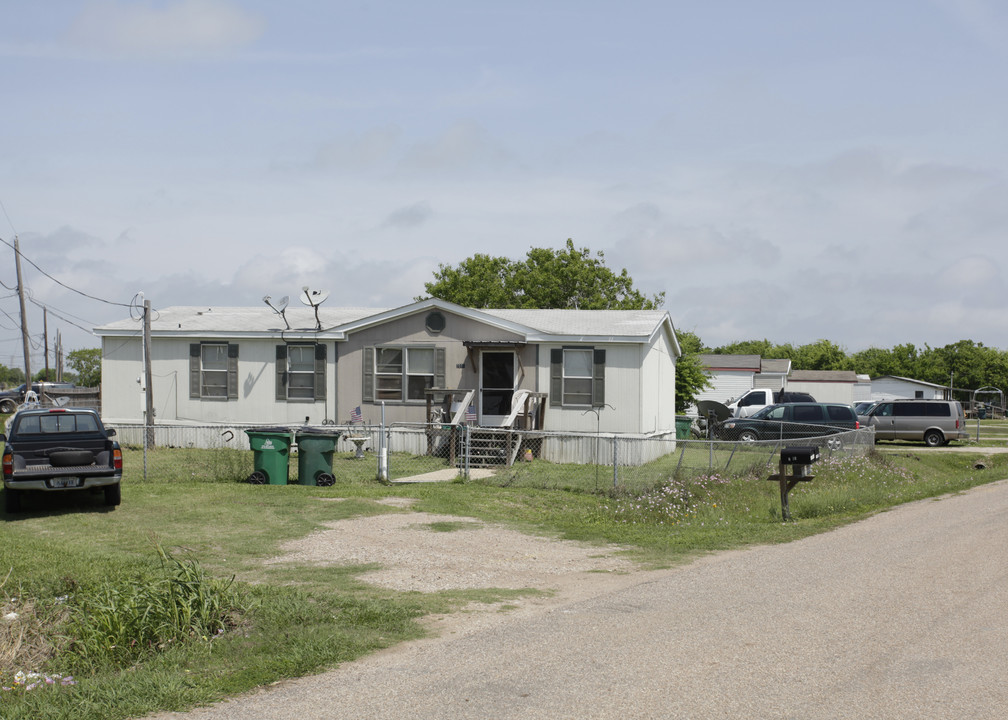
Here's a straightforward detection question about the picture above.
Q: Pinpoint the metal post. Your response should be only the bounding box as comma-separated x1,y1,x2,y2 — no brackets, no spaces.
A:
464,423,471,480
378,401,388,481
612,437,619,488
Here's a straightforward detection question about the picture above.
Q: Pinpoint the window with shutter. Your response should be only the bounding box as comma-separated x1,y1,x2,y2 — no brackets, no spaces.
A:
550,347,605,408
277,343,325,402
190,342,238,400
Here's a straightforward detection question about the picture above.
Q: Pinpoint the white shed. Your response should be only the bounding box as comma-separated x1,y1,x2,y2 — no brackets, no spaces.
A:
871,375,950,401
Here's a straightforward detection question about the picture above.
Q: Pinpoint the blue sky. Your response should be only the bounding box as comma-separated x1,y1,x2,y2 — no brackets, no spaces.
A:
2,0,1008,368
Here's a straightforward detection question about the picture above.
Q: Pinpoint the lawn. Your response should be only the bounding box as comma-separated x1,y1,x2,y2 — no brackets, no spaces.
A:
0,442,1004,719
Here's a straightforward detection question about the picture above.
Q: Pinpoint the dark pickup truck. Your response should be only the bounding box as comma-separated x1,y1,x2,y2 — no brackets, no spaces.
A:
2,407,122,513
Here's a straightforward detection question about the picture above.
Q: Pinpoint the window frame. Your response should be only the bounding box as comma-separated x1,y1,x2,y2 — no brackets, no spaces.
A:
275,343,327,403
363,346,445,404
550,346,605,408
189,342,239,401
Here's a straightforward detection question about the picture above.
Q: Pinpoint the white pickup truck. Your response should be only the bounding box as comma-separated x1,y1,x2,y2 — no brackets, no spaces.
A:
726,388,816,417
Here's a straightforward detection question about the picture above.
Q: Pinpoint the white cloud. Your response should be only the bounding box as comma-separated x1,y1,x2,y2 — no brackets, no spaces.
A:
66,0,265,57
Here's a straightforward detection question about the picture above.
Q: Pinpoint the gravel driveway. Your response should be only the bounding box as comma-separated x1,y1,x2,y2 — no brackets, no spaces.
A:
150,479,1008,720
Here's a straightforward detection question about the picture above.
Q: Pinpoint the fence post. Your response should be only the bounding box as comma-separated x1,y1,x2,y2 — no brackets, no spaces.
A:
612,436,619,488
464,424,471,481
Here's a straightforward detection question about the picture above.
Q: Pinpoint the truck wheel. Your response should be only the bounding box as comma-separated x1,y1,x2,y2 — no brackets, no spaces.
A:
4,489,21,514
739,430,758,442
924,430,944,447
0,399,15,414
103,484,121,507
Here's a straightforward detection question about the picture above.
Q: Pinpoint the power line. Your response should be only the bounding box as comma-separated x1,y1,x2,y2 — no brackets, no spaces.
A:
26,297,97,335
0,234,132,308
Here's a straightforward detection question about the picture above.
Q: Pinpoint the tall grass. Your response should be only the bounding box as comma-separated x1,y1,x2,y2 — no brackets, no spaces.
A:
60,541,250,673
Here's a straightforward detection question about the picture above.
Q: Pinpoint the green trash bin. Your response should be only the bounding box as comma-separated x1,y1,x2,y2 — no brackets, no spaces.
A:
245,427,293,485
295,428,342,486
675,416,693,440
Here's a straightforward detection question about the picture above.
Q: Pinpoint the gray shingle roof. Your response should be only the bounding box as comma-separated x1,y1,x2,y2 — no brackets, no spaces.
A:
95,304,672,342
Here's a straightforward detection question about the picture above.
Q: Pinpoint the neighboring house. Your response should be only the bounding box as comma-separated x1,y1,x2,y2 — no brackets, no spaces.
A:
786,370,858,404
854,374,872,402
870,375,950,401
95,298,681,437
692,354,762,412
757,358,791,391
690,355,792,414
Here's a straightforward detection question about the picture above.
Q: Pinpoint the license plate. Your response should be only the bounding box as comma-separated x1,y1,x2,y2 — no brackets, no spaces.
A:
50,477,81,489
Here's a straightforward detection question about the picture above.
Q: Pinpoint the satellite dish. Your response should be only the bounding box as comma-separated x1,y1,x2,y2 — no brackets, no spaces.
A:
263,294,291,330
697,400,732,423
300,288,330,307
300,287,329,330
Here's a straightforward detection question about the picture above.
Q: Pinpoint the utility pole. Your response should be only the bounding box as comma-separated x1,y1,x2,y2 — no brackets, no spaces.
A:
144,298,155,448
14,236,31,388
43,307,50,380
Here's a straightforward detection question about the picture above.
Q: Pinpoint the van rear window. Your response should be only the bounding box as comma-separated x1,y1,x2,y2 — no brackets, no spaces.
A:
926,403,951,417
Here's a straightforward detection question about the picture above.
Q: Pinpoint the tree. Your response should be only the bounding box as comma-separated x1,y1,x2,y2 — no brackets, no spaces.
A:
421,240,665,310
0,364,25,388
675,330,711,413
67,348,101,387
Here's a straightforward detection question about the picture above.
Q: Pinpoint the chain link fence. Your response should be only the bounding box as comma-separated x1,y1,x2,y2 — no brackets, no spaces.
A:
112,420,874,491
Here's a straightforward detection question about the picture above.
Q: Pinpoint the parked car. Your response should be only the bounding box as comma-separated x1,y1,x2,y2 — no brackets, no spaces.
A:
715,402,860,447
860,399,969,447
1,407,122,513
853,400,876,415
0,382,77,414
726,388,817,417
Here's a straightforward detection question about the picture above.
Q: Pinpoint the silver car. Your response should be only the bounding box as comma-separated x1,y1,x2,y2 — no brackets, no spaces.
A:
862,399,969,446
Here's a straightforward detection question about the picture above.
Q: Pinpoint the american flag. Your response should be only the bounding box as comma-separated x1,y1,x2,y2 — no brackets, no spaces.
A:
465,404,476,422
350,406,363,423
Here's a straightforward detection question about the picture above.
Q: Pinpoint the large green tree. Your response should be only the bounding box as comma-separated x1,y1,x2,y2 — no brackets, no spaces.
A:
421,239,665,310
67,348,102,387
675,330,711,413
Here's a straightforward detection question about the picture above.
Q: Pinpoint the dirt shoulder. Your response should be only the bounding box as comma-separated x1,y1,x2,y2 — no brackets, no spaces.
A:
266,497,650,627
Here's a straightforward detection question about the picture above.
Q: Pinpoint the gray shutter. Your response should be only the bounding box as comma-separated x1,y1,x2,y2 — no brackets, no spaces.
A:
314,343,327,401
592,348,606,407
227,343,239,399
550,349,562,407
190,344,201,398
363,347,374,402
275,345,287,402
434,347,445,388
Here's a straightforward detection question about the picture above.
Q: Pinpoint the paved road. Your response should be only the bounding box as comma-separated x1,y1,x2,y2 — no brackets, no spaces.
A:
152,479,1008,719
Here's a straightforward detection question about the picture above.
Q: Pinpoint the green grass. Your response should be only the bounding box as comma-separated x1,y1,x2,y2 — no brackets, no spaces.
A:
1,443,1005,718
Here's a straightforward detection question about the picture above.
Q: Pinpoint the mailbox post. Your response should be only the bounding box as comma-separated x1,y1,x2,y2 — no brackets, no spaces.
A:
768,446,820,521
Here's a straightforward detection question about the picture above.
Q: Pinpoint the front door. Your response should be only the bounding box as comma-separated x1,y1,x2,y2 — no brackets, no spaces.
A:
480,351,515,426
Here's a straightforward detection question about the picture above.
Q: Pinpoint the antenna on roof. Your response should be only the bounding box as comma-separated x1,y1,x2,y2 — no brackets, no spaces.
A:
300,287,329,330
263,295,290,329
